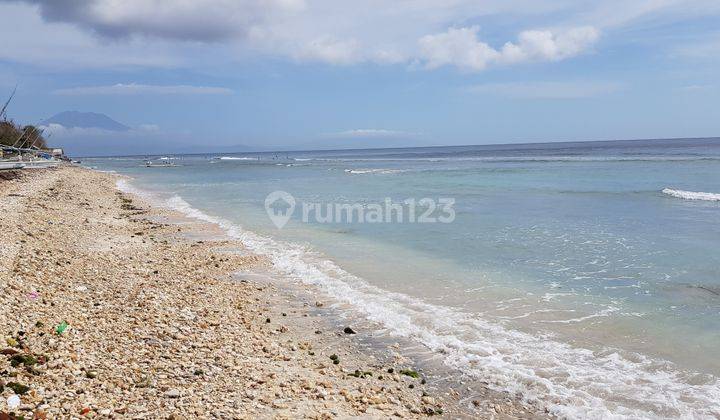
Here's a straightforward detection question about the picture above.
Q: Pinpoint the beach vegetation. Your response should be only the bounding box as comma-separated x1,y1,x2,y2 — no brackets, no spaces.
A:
0,119,48,150
400,369,420,379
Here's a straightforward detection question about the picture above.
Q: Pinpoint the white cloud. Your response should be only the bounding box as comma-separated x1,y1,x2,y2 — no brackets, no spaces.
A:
52,83,233,96
20,0,306,41
0,3,182,69
419,26,599,71
418,27,500,71
328,129,420,138
1,0,719,70
468,81,621,99
41,123,117,137
292,36,362,65
41,121,161,137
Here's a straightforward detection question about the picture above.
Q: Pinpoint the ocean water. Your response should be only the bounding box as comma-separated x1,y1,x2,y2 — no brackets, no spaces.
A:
88,138,720,418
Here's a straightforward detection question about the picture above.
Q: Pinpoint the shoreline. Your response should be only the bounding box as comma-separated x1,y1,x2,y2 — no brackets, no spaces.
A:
1,166,543,418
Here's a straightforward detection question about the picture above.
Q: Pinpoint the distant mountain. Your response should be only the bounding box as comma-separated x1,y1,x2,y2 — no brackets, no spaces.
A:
41,111,130,131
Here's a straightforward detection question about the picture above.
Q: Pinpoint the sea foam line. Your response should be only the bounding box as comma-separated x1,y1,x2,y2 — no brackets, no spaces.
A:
662,188,720,202
117,178,720,419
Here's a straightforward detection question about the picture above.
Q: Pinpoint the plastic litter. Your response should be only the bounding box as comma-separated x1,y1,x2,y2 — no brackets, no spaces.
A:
55,321,69,335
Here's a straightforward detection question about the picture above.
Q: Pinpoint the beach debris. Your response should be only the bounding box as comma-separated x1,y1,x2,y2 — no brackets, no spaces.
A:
9,354,37,367
86,370,98,379
54,321,69,335
348,370,372,378
6,395,20,410
329,354,340,364
5,338,18,347
400,369,420,379
315,301,324,307
343,327,356,334
7,382,30,395
425,407,443,416
27,291,39,300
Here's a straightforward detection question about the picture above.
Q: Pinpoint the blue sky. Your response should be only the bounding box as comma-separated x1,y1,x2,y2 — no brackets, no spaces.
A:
1,0,719,153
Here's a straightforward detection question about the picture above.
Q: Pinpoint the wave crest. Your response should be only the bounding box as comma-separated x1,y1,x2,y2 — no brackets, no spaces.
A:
662,188,720,202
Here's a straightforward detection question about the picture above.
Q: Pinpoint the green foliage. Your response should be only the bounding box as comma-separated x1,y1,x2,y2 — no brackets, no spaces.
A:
0,120,48,149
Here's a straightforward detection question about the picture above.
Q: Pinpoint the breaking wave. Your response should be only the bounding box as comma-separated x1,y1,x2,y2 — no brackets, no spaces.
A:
662,188,720,202
344,168,407,174
216,156,258,161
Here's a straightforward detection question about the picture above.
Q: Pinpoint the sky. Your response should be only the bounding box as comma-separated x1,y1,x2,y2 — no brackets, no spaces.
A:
1,0,719,154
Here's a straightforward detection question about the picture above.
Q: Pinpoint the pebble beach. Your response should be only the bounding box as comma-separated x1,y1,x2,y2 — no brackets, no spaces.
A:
1,166,543,419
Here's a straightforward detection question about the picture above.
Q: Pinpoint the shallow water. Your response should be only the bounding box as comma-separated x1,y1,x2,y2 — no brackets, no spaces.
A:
91,138,720,418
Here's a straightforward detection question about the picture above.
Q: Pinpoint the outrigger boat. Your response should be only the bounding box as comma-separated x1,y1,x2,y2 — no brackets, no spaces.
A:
144,159,179,167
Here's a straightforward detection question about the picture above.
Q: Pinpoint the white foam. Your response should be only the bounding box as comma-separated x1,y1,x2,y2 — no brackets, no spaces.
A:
116,178,720,419
218,156,258,161
344,168,405,174
662,188,720,202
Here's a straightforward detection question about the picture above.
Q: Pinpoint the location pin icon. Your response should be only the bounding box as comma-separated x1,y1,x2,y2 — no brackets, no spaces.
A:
265,191,296,229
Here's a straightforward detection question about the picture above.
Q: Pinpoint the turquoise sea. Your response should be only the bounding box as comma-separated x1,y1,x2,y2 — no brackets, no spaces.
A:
88,138,720,418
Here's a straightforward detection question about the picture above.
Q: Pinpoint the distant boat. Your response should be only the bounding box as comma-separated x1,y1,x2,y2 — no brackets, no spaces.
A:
144,160,179,167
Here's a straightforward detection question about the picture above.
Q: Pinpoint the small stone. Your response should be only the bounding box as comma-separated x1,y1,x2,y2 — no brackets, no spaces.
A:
343,327,356,334
165,389,181,398
7,395,21,410
86,370,98,379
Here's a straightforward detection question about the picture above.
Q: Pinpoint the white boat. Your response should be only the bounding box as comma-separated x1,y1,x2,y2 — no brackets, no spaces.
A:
0,161,25,170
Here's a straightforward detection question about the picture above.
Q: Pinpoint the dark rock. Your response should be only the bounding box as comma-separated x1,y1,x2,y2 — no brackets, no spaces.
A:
343,327,356,334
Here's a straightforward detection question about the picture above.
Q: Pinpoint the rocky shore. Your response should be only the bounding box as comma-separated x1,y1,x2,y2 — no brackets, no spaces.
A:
1,166,543,418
